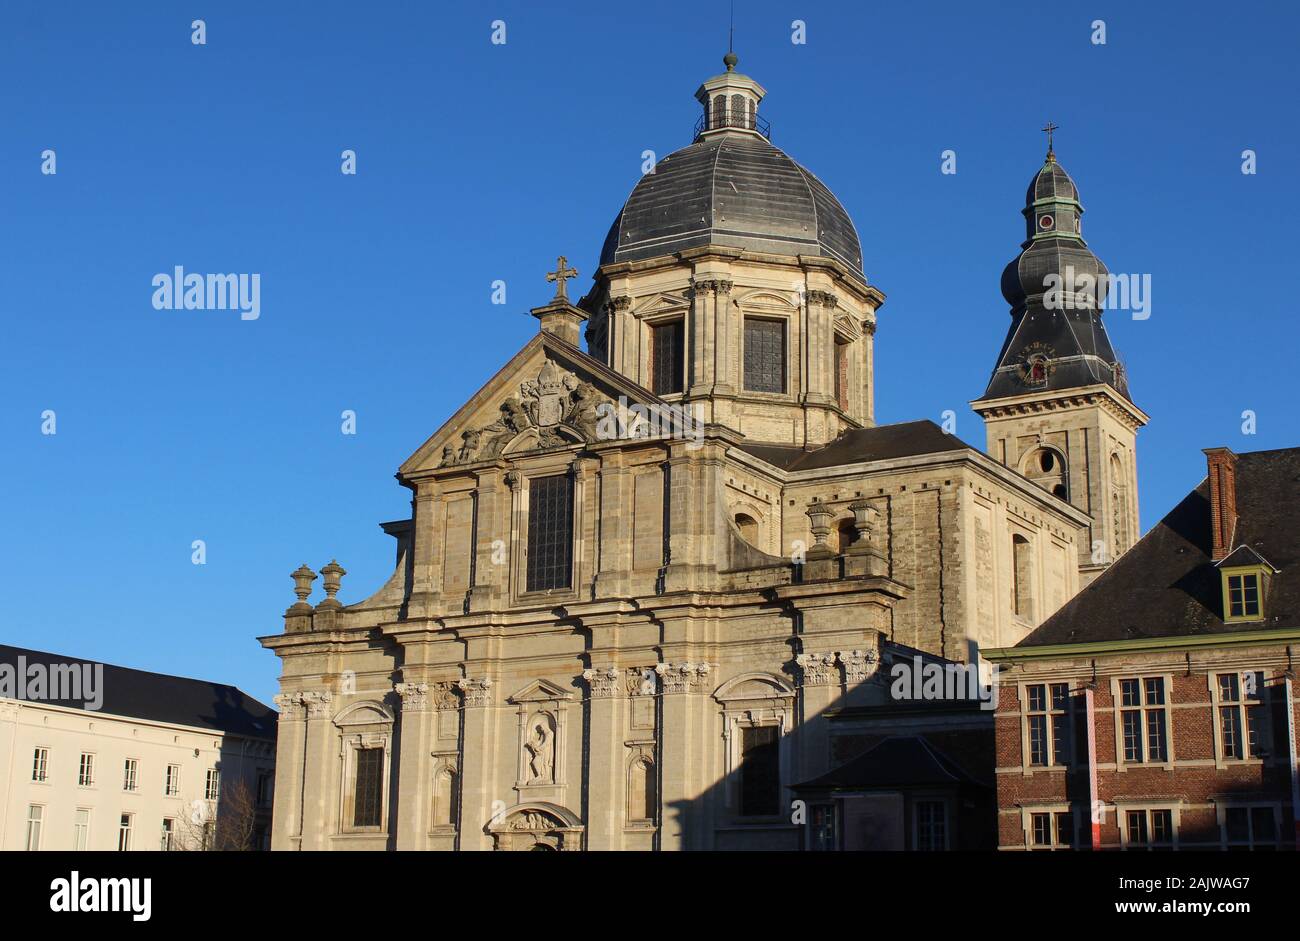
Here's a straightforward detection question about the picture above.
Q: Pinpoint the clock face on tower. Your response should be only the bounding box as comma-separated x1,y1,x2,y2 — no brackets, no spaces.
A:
1038,213,1055,231
1017,342,1055,387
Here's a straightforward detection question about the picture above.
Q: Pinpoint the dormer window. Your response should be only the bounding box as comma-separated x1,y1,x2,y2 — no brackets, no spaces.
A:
1216,545,1276,624
1227,572,1260,619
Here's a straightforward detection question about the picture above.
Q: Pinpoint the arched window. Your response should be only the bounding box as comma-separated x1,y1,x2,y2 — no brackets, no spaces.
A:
1012,534,1034,621
713,95,727,129
1110,453,1129,557
1022,446,1068,502
735,513,760,546
731,94,746,128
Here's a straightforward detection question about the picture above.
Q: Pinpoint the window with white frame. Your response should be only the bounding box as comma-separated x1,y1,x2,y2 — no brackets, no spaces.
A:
161,817,175,851
165,763,180,796
1123,808,1175,849
1025,682,1071,767
1222,805,1278,849
123,758,139,792
1118,677,1168,763
74,808,91,851
1028,810,1077,850
78,752,95,787
32,747,48,783
117,813,133,851
1214,671,1266,761
25,805,43,851
204,767,220,802
913,800,948,851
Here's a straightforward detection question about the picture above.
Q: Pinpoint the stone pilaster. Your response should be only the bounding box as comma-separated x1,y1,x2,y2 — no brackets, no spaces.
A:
687,279,720,398
706,279,736,395
803,290,838,406
394,681,434,848
408,482,444,618
279,690,334,850
468,470,506,611
794,653,839,784
583,666,623,849
656,660,712,850
456,677,497,850
270,692,308,849
607,295,633,375
592,451,631,598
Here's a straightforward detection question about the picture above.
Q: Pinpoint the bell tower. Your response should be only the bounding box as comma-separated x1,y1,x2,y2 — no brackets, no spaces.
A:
971,136,1148,583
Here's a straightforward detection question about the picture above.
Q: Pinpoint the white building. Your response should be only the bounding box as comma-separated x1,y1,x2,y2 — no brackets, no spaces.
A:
0,646,276,851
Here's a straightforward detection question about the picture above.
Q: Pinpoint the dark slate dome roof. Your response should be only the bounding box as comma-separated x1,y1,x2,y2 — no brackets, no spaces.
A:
600,135,862,271
1026,160,1079,204
1001,239,1109,310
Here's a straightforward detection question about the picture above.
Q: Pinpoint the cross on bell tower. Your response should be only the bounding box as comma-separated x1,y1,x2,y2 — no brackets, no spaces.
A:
546,255,579,302
1041,121,1059,163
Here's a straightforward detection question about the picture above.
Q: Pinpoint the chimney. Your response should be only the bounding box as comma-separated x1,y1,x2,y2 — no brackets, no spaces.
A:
1203,447,1238,561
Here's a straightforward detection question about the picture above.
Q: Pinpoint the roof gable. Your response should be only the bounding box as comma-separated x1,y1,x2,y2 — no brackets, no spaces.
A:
400,333,666,477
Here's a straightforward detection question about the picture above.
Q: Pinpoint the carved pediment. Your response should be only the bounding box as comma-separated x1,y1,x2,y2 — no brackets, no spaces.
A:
400,335,668,477
633,291,691,316
508,677,575,704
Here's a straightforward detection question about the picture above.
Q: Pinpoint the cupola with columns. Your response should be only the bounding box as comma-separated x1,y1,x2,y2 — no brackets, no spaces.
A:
579,52,883,448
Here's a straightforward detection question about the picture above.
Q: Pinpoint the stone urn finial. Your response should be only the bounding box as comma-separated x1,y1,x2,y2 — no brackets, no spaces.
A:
290,564,317,609
319,560,347,605
805,499,834,550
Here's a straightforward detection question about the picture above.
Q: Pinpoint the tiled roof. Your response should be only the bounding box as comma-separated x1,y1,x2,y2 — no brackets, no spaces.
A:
0,645,277,739
1015,447,1300,647
736,420,974,471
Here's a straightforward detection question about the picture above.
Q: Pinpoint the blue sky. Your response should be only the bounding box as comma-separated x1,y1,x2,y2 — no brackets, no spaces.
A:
3,1,1297,705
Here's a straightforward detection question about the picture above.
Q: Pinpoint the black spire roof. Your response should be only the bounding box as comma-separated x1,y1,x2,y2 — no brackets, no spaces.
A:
975,150,1131,403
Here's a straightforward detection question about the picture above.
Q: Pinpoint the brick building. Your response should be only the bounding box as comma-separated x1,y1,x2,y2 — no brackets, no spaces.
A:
985,446,1300,850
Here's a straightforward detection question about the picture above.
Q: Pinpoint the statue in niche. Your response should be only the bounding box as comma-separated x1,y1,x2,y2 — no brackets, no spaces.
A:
524,715,555,784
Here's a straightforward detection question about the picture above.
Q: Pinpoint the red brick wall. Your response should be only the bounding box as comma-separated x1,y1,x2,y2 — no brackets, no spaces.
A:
994,659,1299,850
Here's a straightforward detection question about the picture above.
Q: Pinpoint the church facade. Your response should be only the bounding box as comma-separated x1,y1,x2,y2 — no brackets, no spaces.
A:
260,55,1144,851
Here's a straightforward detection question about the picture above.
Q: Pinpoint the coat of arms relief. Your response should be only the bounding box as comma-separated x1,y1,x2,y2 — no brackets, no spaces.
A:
439,360,606,467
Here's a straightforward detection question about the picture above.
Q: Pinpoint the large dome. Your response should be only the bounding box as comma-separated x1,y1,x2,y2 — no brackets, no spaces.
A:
599,134,863,271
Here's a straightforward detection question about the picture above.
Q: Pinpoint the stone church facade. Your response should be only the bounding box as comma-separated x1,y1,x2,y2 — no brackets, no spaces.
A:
260,55,1144,850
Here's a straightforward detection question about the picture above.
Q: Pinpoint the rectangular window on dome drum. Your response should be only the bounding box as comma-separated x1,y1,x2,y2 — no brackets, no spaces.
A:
651,320,685,395
744,318,786,393
526,474,573,592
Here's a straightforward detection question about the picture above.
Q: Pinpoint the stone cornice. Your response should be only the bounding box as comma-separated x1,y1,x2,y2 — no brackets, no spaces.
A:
728,445,1095,531
970,383,1149,431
